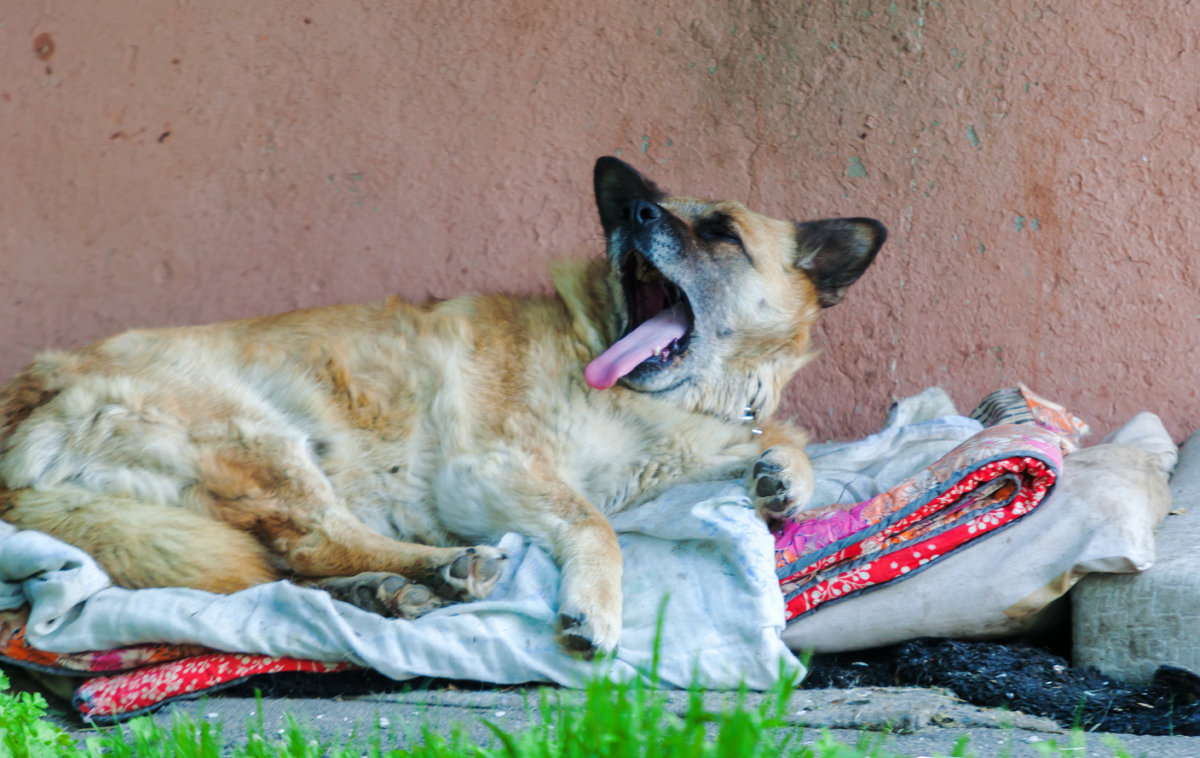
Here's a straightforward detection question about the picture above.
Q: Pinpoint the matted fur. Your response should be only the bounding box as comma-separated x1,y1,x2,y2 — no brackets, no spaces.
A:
0,158,885,654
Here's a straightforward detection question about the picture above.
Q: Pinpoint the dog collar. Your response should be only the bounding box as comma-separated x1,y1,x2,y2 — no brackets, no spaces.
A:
742,406,763,436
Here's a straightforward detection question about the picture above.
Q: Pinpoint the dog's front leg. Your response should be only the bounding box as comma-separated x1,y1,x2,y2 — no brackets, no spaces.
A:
434,450,622,657
748,422,815,521
540,490,623,657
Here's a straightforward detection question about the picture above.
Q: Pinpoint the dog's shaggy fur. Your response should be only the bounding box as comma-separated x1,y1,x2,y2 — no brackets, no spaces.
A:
0,158,885,654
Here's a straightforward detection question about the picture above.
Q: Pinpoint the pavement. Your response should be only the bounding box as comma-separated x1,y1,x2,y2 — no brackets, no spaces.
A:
10,428,1200,757
11,672,1200,758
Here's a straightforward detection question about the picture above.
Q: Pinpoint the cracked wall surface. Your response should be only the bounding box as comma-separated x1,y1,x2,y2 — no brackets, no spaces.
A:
2,0,1198,442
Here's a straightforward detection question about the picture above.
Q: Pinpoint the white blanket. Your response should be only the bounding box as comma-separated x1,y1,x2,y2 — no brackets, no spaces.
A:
0,389,976,690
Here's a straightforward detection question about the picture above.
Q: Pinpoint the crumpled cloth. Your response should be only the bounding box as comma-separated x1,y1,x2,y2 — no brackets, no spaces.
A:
806,388,982,509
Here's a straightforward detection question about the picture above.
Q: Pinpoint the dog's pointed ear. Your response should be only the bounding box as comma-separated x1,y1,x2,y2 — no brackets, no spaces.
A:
594,157,666,236
794,218,887,307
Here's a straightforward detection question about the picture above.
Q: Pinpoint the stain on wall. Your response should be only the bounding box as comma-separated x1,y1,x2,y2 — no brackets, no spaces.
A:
2,0,1198,442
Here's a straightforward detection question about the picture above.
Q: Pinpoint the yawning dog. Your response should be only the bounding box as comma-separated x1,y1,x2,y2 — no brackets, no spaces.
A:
0,157,885,655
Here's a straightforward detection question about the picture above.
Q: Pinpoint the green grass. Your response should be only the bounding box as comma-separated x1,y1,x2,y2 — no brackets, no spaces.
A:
0,668,1141,758
0,671,78,757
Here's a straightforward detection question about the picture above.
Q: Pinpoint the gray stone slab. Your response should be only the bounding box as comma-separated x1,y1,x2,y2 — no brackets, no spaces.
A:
353,685,1064,734
1073,430,1200,682
59,686,1200,758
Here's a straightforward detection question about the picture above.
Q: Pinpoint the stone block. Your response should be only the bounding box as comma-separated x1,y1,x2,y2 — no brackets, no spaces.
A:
1073,430,1200,682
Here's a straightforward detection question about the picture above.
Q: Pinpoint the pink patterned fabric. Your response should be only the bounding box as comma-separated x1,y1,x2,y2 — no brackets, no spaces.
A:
0,608,205,674
2,606,356,723
73,653,353,722
1019,384,1089,452
775,424,1063,621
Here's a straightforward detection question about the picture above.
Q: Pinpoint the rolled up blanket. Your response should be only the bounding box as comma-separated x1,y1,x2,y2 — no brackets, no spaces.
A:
776,424,1064,621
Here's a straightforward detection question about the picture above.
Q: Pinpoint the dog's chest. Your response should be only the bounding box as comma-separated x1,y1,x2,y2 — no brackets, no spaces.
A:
307,307,758,536
548,400,758,514
331,390,755,543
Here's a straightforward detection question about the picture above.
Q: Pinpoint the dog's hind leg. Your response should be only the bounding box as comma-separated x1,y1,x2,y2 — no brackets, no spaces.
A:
0,479,506,611
193,433,508,604
277,511,508,603
0,486,280,593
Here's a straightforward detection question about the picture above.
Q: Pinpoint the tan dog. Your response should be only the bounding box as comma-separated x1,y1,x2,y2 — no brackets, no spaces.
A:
0,158,884,656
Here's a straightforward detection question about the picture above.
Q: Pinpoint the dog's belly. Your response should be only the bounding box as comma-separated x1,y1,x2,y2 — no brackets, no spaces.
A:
328,408,652,547
325,434,455,546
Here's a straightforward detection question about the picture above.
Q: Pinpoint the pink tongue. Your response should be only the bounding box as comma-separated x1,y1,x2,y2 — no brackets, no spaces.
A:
585,305,689,390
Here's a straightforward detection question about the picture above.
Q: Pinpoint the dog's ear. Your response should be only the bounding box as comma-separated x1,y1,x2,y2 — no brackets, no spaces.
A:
594,157,666,236
793,218,887,307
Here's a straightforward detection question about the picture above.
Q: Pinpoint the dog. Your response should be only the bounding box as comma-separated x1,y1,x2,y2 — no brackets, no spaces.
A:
0,157,885,656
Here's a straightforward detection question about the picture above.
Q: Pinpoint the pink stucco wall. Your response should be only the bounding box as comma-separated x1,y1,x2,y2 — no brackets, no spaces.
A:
3,1,1198,443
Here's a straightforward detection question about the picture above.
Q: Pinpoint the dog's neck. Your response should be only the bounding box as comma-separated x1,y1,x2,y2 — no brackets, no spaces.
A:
738,404,763,436
551,257,618,360
683,362,791,429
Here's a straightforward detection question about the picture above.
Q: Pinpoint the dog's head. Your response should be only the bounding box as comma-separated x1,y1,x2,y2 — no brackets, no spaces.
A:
585,156,886,421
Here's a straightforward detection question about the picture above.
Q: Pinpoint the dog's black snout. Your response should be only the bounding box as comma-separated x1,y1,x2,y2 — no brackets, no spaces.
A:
623,199,661,226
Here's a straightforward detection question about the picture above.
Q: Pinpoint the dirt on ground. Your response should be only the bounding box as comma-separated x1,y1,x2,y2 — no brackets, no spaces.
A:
803,638,1200,735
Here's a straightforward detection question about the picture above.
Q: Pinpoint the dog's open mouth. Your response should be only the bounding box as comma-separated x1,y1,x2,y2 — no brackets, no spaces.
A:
584,251,694,390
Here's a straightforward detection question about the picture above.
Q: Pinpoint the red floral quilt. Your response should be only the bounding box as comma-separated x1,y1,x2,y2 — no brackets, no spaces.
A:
774,423,1064,621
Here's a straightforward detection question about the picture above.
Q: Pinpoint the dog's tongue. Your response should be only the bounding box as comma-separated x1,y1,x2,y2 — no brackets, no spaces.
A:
585,305,688,390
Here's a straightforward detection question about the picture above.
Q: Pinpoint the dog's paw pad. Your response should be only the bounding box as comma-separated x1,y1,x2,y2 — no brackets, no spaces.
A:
755,470,789,500
437,546,507,601
376,575,448,619
558,613,600,658
751,449,810,519
556,603,619,658
316,572,448,619
753,459,784,478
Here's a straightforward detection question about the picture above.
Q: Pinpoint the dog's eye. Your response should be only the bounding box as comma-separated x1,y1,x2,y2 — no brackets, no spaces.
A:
698,223,743,248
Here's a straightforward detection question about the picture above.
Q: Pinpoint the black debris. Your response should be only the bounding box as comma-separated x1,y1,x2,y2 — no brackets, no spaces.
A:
802,638,1200,735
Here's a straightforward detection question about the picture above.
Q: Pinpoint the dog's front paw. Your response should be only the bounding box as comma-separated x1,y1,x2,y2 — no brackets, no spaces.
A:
430,546,508,601
751,447,813,521
557,602,620,660
556,575,621,659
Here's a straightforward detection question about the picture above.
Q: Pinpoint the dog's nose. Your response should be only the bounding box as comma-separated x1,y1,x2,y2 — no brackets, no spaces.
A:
623,199,661,226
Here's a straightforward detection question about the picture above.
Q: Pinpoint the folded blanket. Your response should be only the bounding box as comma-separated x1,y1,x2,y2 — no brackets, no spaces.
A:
783,412,1174,654
0,606,319,721
776,424,1063,622
0,607,203,676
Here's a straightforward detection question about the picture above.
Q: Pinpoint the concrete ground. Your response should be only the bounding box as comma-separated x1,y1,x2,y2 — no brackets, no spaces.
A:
21,679,1200,758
